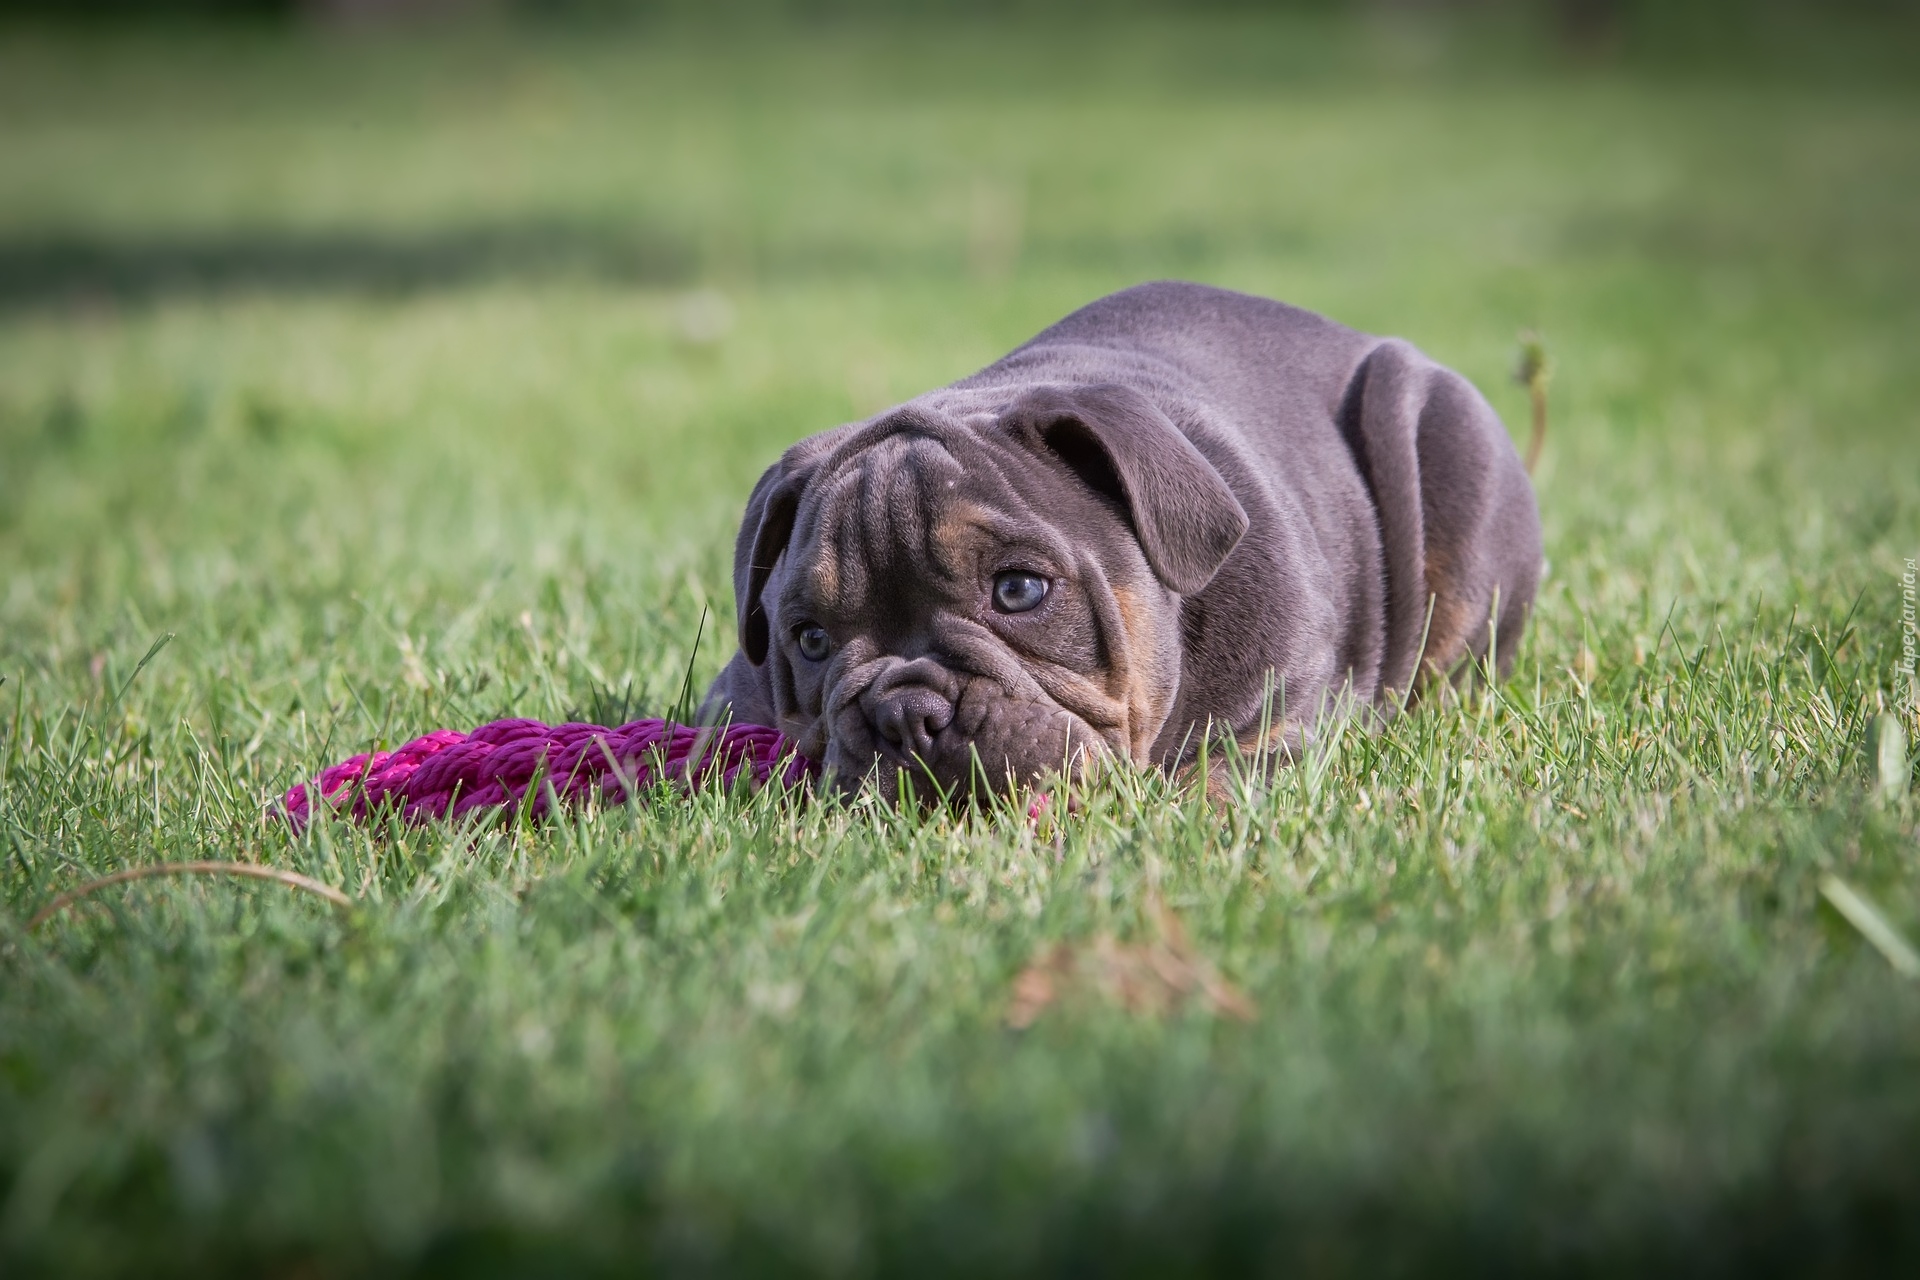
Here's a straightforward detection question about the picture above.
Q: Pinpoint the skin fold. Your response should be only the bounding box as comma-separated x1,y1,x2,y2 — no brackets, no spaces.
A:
702,281,1542,798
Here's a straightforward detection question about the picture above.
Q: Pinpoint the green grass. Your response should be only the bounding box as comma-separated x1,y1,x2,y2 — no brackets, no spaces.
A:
3,13,1920,1274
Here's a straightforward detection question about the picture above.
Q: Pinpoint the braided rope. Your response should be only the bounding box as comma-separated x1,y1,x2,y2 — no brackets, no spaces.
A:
284,718,816,829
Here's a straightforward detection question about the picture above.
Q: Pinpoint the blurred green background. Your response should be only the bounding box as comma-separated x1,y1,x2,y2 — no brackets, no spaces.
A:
5,1,1914,625
3,2,1919,1273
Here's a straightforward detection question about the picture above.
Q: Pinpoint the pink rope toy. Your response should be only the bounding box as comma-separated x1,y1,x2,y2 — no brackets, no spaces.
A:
283,718,817,830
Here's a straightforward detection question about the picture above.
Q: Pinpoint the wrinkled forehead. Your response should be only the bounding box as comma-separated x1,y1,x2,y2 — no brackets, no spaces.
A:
787,426,1028,606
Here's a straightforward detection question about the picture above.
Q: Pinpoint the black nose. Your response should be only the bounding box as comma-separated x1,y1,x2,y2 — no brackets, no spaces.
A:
871,685,954,761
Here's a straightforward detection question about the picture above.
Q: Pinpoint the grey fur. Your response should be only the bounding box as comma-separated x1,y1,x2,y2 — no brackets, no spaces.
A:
702,281,1542,796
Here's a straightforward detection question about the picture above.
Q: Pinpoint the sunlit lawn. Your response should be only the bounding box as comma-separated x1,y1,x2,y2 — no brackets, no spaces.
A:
3,14,1918,1274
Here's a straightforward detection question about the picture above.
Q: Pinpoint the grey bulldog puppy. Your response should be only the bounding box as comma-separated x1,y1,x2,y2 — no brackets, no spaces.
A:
701,281,1541,796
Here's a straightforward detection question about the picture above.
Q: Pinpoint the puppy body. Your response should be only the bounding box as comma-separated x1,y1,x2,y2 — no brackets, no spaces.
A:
704,281,1541,794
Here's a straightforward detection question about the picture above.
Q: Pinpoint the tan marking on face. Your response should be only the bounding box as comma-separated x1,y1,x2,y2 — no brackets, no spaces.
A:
930,500,998,577
1412,548,1473,694
1109,585,1167,761
804,552,839,607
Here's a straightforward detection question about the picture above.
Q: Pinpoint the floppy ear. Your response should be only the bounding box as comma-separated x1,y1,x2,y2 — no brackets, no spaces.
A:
1339,339,1542,694
731,461,801,666
730,421,871,666
1003,383,1248,595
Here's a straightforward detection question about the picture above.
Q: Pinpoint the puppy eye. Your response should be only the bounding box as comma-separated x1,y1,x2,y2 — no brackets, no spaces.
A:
992,571,1050,615
794,623,832,662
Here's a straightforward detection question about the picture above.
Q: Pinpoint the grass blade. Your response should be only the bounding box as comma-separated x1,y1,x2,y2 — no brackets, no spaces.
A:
1820,874,1920,978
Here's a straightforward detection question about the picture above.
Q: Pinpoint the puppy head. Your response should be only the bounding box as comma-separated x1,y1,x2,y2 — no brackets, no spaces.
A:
728,384,1247,799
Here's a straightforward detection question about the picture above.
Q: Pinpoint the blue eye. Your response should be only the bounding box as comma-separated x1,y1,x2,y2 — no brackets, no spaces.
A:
992,571,1050,614
795,624,831,661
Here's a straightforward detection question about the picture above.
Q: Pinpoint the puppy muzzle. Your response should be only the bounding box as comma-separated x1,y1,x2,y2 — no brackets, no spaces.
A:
822,655,1104,802
865,683,955,762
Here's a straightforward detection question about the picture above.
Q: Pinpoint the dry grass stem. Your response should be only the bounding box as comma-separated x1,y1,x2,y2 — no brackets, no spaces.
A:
27,862,356,931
